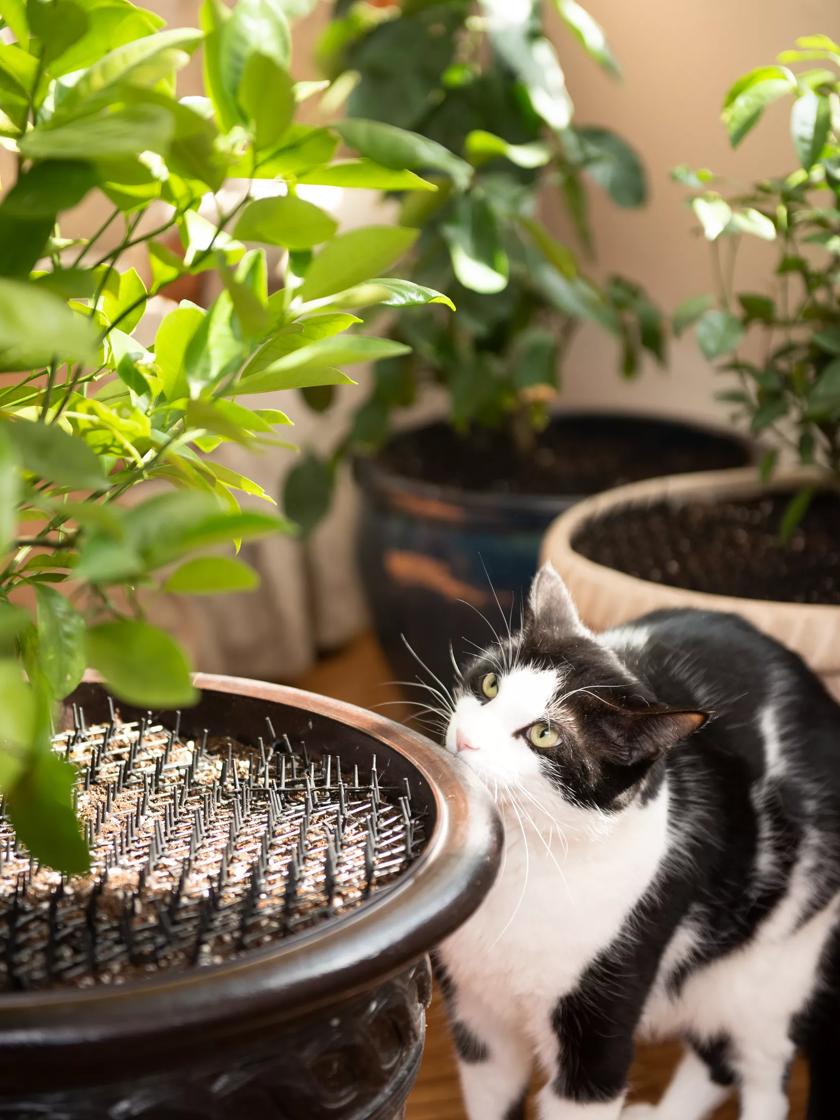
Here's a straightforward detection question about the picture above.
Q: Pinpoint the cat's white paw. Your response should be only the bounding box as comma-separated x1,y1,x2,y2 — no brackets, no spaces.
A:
621,1105,658,1119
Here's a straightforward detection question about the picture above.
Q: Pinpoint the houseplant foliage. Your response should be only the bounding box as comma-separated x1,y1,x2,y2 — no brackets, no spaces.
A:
0,0,455,872
676,34,840,532
289,0,662,516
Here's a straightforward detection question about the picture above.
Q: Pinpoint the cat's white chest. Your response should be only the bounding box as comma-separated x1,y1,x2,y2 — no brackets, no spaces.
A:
440,793,669,1015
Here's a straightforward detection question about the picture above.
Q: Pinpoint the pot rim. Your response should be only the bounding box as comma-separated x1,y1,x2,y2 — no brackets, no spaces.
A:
541,464,840,616
356,410,755,520
0,673,502,1059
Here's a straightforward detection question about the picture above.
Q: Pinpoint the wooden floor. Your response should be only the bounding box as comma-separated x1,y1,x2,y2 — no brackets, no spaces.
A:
297,633,808,1119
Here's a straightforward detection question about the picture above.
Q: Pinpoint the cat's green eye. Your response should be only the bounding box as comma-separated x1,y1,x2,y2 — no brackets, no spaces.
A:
481,672,499,699
528,722,561,750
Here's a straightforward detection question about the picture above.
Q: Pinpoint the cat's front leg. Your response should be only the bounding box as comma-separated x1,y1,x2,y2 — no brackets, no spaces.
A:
532,993,633,1120
434,955,532,1120
455,1018,531,1120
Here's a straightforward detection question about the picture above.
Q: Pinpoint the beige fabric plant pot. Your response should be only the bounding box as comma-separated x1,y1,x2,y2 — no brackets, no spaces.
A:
541,467,840,701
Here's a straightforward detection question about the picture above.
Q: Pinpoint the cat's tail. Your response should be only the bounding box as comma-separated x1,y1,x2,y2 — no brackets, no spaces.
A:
804,924,840,1120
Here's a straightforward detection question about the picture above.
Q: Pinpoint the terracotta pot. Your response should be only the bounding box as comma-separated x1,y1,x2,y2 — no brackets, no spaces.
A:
541,467,840,700
0,674,501,1120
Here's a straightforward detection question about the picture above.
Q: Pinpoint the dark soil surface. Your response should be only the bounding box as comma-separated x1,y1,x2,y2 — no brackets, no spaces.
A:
379,416,750,497
573,491,840,605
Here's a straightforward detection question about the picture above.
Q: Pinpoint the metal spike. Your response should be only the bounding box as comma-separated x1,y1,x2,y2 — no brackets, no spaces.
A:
364,834,375,895
324,841,336,910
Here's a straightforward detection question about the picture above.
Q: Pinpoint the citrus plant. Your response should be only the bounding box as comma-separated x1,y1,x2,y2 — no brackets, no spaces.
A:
0,0,453,871
676,35,840,531
290,0,662,515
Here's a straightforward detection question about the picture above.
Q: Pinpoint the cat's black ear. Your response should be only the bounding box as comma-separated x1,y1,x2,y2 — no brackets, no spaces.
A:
526,563,587,640
609,708,709,765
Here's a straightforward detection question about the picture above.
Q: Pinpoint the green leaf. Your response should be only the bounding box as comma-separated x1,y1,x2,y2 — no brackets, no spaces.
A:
750,397,788,432
335,119,471,191
100,265,147,334
48,4,164,77
696,308,744,359
807,357,840,417
184,291,246,396
34,585,84,698
671,164,716,189
483,1,572,132
673,294,715,335
21,104,175,161
0,659,34,758
552,0,620,76
245,334,409,389
443,195,508,295
791,89,831,169
519,217,578,278
692,197,732,241
240,51,294,150
27,0,88,64
513,328,558,391
163,555,259,594
0,0,28,41
235,365,352,395
780,487,814,543
758,447,778,483
728,207,776,241
574,127,646,207
218,0,290,124
7,750,89,874
0,277,99,369
297,159,438,191
812,327,840,355
464,130,551,169
0,606,29,658
326,277,455,312
176,509,290,550
738,293,775,322
534,266,620,333
155,303,204,401
0,160,96,218
52,27,202,114
298,225,418,302
7,420,107,490
234,194,337,249
85,620,198,708
722,65,796,147
0,425,18,554
283,452,333,536
218,264,271,339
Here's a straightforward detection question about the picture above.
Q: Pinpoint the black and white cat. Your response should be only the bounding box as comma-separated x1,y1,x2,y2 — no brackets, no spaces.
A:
435,563,840,1120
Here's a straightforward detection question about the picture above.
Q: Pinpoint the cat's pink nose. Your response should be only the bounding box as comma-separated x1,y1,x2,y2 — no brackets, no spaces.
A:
456,729,479,753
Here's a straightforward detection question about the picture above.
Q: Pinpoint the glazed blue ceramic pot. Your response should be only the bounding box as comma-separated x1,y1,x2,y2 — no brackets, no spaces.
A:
355,413,753,690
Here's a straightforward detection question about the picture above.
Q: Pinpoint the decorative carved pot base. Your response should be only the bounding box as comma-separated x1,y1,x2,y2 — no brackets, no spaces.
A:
0,960,432,1120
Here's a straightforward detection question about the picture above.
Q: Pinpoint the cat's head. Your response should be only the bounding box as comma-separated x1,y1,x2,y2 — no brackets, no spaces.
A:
444,564,707,815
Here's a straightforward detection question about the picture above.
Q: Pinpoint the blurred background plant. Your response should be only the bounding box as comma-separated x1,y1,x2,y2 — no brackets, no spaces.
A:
0,0,455,871
286,0,663,516
676,34,840,533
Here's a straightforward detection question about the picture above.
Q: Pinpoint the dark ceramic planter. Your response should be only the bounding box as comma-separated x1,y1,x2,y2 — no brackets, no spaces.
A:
355,412,752,687
0,675,501,1120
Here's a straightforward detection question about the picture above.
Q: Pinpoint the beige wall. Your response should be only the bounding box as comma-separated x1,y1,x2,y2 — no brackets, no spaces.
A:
548,0,840,423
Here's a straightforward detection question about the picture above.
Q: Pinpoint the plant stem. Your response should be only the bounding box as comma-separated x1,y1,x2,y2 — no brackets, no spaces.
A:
70,208,121,268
